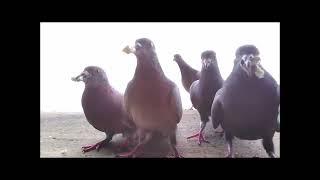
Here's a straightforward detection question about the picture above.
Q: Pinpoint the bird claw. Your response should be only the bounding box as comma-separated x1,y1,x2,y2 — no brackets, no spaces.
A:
115,139,131,151
81,144,100,153
119,140,129,147
198,140,210,145
187,133,210,145
81,141,105,153
199,134,210,143
187,133,200,139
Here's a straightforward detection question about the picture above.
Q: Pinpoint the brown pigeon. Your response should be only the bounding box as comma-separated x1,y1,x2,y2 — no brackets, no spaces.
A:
186,50,223,145
211,45,279,158
72,66,136,153
118,38,183,157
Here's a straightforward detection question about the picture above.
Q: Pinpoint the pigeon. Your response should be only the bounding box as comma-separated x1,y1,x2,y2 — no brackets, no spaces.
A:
211,45,279,158
186,50,223,145
72,66,136,153
118,38,183,157
173,54,200,110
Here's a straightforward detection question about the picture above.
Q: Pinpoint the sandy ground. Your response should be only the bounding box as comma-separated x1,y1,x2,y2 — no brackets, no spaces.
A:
40,110,280,158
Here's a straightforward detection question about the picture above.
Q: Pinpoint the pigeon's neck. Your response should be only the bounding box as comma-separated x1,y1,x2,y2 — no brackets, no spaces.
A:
134,55,165,79
176,59,188,70
85,79,110,88
200,63,222,84
200,64,221,80
232,63,266,87
176,59,194,75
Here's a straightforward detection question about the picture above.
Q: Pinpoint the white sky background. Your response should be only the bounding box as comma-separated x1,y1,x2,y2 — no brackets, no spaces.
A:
40,22,279,112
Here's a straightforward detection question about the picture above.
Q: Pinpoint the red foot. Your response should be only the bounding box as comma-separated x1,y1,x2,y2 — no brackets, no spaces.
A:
187,132,210,145
81,141,105,153
115,139,131,151
115,144,143,158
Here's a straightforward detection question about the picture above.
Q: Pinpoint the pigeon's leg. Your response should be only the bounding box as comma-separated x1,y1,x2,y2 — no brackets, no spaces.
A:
216,130,224,137
225,132,234,158
82,132,114,153
215,125,224,137
187,120,210,145
116,132,137,151
116,131,152,158
167,132,183,158
117,138,131,149
262,136,278,158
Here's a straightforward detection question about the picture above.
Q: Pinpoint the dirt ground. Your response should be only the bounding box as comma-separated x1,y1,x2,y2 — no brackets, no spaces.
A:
40,110,280,158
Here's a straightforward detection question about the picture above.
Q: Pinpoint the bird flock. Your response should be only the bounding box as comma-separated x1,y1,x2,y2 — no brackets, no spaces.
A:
71,38,280,158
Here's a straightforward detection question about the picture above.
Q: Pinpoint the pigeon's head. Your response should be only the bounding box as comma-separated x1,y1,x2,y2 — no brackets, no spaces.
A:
123,38,156,59
201,50,216,69
234,45,260,65
236,45,264,79
173,54,182,62
71,66,108,84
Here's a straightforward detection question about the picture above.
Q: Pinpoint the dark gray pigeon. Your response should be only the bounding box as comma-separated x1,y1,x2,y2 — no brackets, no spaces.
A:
186,50,223,145
211,45,279,158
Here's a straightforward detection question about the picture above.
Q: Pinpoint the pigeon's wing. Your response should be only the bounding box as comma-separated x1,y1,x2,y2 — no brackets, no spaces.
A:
168,85,183,124
211,88,224,129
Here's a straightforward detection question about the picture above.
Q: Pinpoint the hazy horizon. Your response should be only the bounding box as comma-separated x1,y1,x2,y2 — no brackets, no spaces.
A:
41,22,279,112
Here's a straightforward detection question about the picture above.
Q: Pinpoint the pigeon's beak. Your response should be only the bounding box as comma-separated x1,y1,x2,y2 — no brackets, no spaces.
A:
122,45,136,54
71,70,90,82
202,58,212,68
240,55,264,79
173,57,177,61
